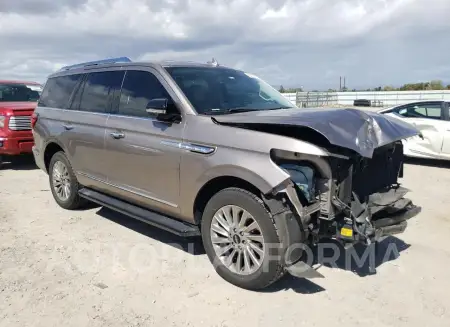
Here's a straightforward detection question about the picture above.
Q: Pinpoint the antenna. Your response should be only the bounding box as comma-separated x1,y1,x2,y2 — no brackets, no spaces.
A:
207,58,219,67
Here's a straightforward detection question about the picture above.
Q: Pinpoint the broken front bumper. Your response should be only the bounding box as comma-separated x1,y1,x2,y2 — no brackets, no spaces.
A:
371,200,422,240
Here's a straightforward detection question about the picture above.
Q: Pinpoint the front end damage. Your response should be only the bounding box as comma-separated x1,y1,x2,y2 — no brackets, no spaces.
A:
212,108,422,277
265,142,421,277
275,141,420,243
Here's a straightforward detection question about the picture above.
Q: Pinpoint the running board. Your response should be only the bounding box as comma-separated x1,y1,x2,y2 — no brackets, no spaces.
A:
78,188,201,237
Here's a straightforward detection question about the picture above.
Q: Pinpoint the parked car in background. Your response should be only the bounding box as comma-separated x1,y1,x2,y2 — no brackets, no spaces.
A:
32,57,421,290
353,99,371,107
378,101,450,160
0,80,43,166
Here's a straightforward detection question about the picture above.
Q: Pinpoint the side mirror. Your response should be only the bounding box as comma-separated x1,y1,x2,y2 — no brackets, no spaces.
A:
146,98,181,124
146,98,168,115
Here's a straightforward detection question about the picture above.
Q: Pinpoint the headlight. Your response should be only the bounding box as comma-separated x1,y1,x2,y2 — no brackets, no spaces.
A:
0,115,5,128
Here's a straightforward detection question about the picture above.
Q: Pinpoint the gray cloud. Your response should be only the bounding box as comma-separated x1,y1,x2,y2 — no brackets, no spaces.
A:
0,0,87,14
0,0,449,89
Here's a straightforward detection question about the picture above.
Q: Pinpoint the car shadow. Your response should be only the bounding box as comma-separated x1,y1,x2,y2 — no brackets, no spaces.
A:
405,157,450,169
0,155,38,171
95,207,206,255
94,207,409,294
312,237,410,277
96,206,327,294
262,274,326,294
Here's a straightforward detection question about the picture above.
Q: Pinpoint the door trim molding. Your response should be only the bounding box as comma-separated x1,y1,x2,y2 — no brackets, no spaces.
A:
76,171,178,208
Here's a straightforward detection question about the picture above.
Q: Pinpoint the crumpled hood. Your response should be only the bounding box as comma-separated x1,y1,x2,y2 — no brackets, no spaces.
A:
212,108,420,158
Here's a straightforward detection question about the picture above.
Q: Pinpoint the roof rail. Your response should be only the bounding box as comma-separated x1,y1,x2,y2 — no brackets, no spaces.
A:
60,57,132,71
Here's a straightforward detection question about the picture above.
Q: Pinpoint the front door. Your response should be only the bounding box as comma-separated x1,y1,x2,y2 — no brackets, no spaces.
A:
440,104,450,156
104,69,184,216
390,102,448,158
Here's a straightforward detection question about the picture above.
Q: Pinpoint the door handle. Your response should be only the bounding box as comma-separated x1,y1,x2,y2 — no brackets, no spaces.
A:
62,124,74,130
110,132,125,139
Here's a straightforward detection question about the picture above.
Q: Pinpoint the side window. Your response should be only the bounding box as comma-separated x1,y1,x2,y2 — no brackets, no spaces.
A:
38,74,82,108
118,70,172,118
76,71,125,113
397,103,442,120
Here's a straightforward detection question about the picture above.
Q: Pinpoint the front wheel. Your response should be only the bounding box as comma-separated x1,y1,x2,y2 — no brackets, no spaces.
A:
201,187,284,290
48,151,85,210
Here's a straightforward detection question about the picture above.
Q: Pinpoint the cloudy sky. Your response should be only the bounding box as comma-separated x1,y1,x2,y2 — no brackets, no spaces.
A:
1,0,449,90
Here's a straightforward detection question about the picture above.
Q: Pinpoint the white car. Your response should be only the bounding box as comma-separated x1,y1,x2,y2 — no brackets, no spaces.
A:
378,101,450,160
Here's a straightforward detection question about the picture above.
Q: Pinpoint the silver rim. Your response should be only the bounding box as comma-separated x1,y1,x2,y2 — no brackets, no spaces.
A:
210,205,265,275
52,160,71,201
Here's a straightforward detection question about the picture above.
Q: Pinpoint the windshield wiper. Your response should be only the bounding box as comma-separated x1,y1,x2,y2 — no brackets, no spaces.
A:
203,106,294,115
227,108,261,113
227,106,293,113
268,106,294,110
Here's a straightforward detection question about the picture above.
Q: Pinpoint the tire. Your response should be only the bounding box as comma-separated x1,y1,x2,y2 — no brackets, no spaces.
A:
201,187,284,290
48,151,85,210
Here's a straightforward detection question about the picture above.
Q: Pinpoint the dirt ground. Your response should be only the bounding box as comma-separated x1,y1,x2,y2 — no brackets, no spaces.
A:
1,156,450,327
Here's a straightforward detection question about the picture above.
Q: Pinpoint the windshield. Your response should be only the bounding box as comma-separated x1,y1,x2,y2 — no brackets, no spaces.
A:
0,83,43,102
164,66,295,114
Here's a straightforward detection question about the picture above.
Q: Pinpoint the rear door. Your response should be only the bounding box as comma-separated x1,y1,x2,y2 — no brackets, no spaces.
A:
65,70,125,184
103,68,185,216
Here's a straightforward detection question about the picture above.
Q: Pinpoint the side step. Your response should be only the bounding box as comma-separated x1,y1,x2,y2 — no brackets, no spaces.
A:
78,188,201,237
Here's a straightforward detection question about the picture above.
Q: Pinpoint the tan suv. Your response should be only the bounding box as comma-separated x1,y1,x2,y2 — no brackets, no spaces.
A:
32,57,421,289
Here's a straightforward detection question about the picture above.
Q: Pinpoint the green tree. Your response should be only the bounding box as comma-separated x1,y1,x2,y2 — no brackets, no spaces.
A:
430,80,444,90
279,85,285,93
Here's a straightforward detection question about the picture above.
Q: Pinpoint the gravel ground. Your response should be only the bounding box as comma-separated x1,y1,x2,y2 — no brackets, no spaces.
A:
1,156,450,327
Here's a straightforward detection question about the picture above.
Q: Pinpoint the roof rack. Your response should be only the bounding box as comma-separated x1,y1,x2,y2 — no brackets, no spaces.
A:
60,57,132,71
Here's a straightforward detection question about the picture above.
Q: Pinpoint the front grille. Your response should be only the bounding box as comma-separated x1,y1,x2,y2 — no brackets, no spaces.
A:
9,116,32,131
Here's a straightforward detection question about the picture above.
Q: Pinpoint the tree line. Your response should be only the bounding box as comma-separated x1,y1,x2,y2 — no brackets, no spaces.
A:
278,80,450,93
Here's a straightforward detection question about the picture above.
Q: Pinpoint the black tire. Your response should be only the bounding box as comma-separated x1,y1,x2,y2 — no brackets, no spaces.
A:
201,187,284,290
48,151,85,210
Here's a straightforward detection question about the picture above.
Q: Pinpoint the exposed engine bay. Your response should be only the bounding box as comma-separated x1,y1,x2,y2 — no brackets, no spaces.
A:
272,141,421,248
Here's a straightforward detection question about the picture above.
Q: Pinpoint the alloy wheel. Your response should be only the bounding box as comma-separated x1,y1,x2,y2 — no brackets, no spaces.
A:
52,161,71,201
210,205,265,275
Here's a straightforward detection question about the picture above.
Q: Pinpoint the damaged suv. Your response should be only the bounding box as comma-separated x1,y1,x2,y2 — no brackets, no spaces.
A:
32,57,421,290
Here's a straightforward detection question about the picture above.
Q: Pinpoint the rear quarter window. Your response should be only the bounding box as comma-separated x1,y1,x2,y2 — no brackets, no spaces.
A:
38,74,83,108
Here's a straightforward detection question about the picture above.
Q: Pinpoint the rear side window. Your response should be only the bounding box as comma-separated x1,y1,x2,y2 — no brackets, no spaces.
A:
118,70,172,118
74,71,125,113
395,103,442,120
38,74,82,108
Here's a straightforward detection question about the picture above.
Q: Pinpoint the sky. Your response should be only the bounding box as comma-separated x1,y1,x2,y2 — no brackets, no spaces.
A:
1,0,450,90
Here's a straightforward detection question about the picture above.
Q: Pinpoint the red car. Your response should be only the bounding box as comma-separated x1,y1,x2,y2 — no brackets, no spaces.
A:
0,80,43,166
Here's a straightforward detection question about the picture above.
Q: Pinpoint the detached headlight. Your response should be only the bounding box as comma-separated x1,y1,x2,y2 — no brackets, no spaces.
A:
0,115,5,128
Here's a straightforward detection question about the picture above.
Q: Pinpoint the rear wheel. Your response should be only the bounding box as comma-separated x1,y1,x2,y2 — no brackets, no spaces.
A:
48,151,85,210
201,187,284,290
